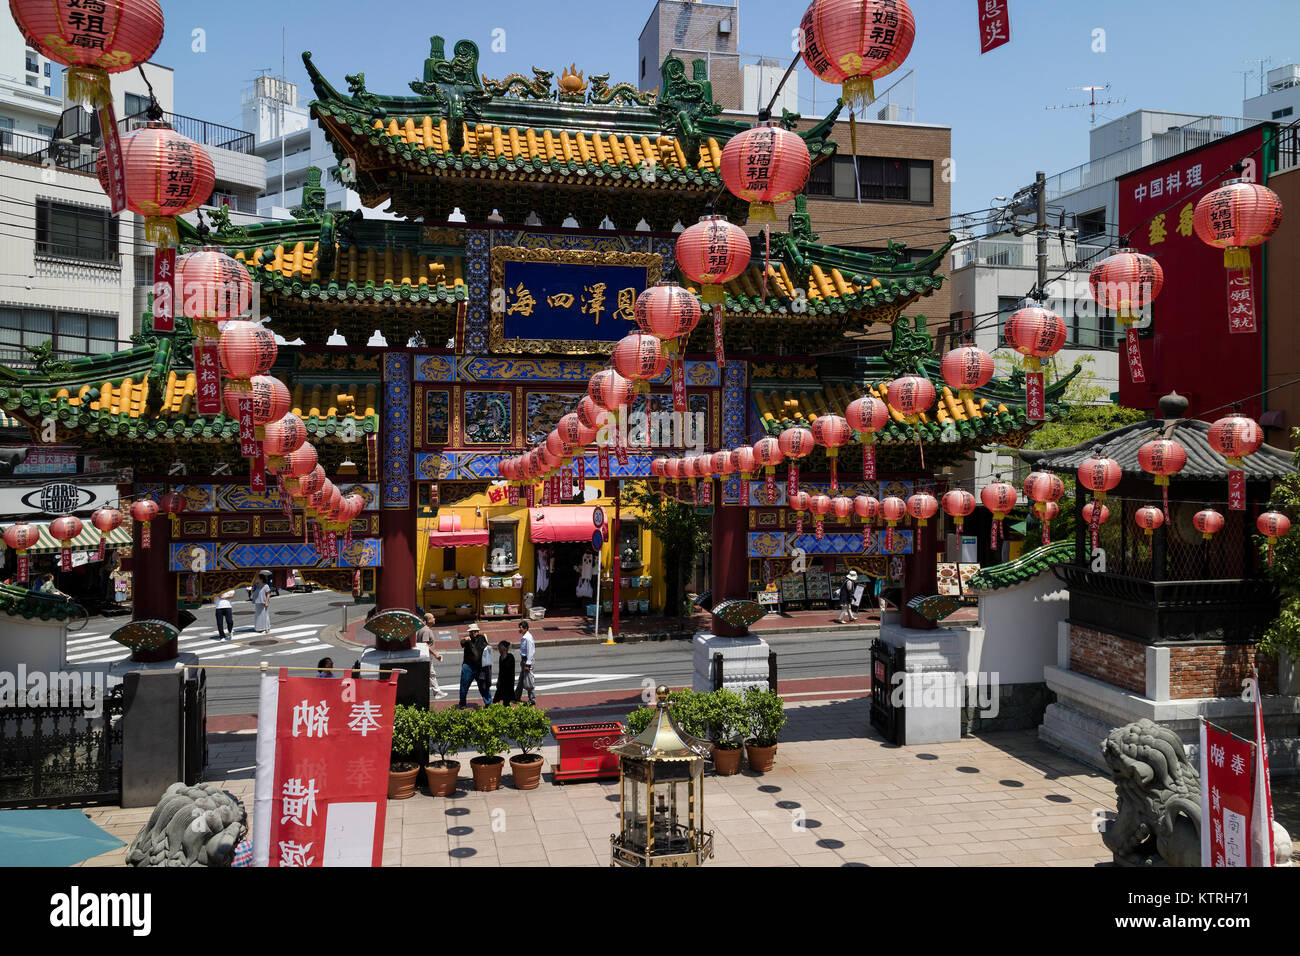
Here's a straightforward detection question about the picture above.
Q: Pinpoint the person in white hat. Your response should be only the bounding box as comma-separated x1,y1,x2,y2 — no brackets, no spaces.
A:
837,570,860,624
458,622,492,707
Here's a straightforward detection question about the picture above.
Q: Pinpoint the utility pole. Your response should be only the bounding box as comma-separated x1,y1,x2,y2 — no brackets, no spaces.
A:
1035,170,1047,302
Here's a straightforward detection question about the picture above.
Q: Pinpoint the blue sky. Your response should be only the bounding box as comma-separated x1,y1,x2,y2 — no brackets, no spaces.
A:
153,0,1298,217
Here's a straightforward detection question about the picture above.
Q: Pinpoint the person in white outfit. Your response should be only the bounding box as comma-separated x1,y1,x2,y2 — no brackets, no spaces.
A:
251,571,272,633
515,620,536,706
215,589,235,640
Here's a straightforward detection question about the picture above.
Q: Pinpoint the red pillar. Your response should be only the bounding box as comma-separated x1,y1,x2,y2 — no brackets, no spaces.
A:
130,509,177,626
900,516,938,631
379,505,417,613
710,499,750,636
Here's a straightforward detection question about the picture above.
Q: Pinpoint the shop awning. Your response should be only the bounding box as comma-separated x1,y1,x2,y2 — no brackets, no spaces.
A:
22,522,132,555
427,514,488,547
529,507,601,544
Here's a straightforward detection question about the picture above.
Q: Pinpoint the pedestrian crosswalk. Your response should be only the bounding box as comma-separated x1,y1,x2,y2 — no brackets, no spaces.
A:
64,622,334,664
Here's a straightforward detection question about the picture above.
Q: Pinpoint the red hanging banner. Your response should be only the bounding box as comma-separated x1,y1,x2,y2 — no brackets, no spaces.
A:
253,670,398,868
1199,720,1254,867
740,477,750,507
16,553,28,584
152,248,176,333
614,438,629,468
96,103,127,214
764,472,776,505
795,513,804,536
787,463,800,499
1089,499,1101,553
885,525,894,551
251,444,266,493
814,515,825,540
561,466,573,501
862,443,876,481
1228,469,1246,511
141,523,151,550
699,480,712,506
60,545,72,572
977,0,1011,54
861,526,873,552
526,484,536,508
280,480,294,518
575,458,586,494
238,397,258,457
1125,327,1146,384
671,354,687,413
508,484,520,505
598,446,610,479
1227,271,1258,334
96,538,105,562
195,343,222,414
1026,371,1045,422
344,523,353,553
714,308,726,369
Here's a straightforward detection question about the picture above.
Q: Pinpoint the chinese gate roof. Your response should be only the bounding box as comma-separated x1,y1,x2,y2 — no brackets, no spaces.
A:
1019,391,1298,481
302,37,842,227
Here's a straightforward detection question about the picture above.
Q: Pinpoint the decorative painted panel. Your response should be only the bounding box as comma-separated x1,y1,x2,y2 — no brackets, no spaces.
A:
415,355,455,382
383,352,412,508
136,484,380,514
525,391,578,444
421,389,450,446
747,531,913,558
463,390,513,445
220,518,252,536
169,538,382,571
465,229,491,354
416,452,654,481
723,479,914,507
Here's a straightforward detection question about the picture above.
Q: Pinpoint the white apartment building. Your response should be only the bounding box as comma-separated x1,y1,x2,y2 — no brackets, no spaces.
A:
0,15,59,148
1244,63,1300,123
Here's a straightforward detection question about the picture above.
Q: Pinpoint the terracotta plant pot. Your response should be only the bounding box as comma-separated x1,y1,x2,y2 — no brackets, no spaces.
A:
711,745,743,776
510,753,544,790
425,760,460,797
470,755,504,792
388,763,420,800
745,741,778,773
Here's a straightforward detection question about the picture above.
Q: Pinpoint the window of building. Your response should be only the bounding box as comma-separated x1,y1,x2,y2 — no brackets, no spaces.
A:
997,295,1022,346
134,252,154,285
0,116,13,148
0,307,117,357
488,520,519,571
35,199,119,264
124,92,149,118
1064,296,1117,349
1076,207,1107,240
26,76,37,88
44,63,51,77
1273,107,1294,119
806,159,833,196
617,521,642,569
37,124,55,138
942,310,974,353
25,54,38,73
811,157,933,203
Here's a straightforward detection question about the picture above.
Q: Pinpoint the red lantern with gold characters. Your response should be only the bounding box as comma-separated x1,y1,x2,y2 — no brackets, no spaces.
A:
1138,438,1187,520
719,122,811,223
675,216,751,305
811,414,851,492
942,489,976,532
49,514,83,572
940,346,994,402
90,505,122,561
981,480,1018,551
752,437,784,505
808,493,832,539
97,125,215,247
880,495,906,551
846,394,889,480
1193,509,1225,542
1194,180,1284,271
4,521,39,583
1004,306,1066,420
1257,511,1291,567
1209,412,1263,512
777,426,815,497
798,0,916,109
789,490,812,536
10,0,164,108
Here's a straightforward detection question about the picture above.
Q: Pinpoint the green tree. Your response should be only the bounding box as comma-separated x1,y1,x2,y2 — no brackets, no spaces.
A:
1260,428,1300,659
622,480,711,624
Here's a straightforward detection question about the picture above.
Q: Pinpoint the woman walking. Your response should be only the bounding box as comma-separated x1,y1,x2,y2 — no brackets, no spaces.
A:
251,570,272,634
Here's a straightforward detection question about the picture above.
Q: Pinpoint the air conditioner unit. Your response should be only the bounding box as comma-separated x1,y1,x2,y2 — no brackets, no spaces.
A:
718,18,732,34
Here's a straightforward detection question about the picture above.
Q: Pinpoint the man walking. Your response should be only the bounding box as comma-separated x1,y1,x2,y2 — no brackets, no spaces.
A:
837,570,859,624
415,612,448,699
458,623,492,707
515,620,536,706
214,589,235,640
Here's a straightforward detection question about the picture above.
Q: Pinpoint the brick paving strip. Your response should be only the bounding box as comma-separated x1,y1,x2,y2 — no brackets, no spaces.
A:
75,694,1114,867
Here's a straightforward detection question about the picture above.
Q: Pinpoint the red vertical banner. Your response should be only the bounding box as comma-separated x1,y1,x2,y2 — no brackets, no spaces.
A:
280,480,294,518
238,397,258,458
1199,720,1254,867
714,310,726,369
814,515,825,540
152,248,176,333
598,446,610,479
1228,469,1246,511
195,343,222,414
251,445,266,493
1089,501,1101,553
863,443,876,481
977,0,1011,54
671,355,687,413
141,522,151,550
526,484,536,508
1025,371,1045,422
861,527,872,552
1227,271,1257,334
344,522,353,553
614,440,628,468
575,458,586,494
787,463,799,498
885,526,894,552
764,472,776,505
699,480,712,506
60,545,71,572
561,466,573,501
16,553,28,584
96,102,127,214
795,514,804,536
1124,327,1146,383
96,538,105,562
254,670,398,867
508,484,520,506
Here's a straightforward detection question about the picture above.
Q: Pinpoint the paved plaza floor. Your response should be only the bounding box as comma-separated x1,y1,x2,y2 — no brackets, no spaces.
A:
77,695,1117,867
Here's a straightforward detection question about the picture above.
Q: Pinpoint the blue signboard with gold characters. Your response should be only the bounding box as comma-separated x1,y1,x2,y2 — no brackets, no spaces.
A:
489,246,661,354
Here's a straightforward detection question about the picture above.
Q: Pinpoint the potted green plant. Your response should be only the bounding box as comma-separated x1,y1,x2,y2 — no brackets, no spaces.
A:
703,689,746,776
622,705,655,737
466,703,511,792
424,707,467,797
743,686,786,772
508,705,550,790
388,704,423,799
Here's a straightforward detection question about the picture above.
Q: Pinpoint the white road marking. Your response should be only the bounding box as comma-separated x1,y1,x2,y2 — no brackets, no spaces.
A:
529,672,642,692
65,623,326,662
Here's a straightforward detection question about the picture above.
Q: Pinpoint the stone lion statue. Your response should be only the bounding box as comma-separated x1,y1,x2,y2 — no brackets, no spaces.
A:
1101,719,1202,866
126,783,247,867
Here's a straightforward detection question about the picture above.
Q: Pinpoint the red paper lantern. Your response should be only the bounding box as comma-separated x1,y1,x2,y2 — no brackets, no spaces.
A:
588,369,636,412
675,216,751,304
1135,506,1164,536
1089,248,1164,321
558,413,596,449
753,437,784,470
798,0,916,109
1004,306,1067,371
10,0,164,108
97,125,216,247
1207,413,1263,467
612,332,667,384
846,394,889,479
129,499,158,525
279,442,318,480
1023,471,1064,506
885,376,935,419
940,346,994,401
789,491,812,513
650,457,667,478
91,506,122,536
1078,453,1122,501
1194,180,1284,270
904,492,938,526
731,446,756,477
576,395,608,432
1081,501,1110,526
264,414,307,475
710,451,735,476
829,496,853,521
291,465,326,500
942,489,975,531
810,413,852,491
853,495,880,520
1137,439,1187,483
307,479,336,517
545,429,570,461
3,522,39,551
223,375,291,427
50,514,83,546
777,426,815,460
981,481,1018,519
178,248,255,330
158,492,186,516
663,458,683,481
719,122,812,223
1193,509,1225,541
880,496,906,523
219,320,277,380
1257,511,1291,567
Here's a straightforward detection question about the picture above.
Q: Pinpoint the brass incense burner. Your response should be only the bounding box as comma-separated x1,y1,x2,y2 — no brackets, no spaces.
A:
608,685,714,867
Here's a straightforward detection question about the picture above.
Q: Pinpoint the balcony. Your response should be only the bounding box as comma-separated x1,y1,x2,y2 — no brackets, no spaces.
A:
950,238,1108,270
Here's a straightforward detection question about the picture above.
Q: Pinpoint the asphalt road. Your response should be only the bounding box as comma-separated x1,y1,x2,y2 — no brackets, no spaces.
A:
76,590,878,716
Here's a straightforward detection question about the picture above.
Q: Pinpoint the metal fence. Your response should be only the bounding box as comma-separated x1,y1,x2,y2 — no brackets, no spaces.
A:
1082,496,1250,582
119,109,254,154
0,687,124,808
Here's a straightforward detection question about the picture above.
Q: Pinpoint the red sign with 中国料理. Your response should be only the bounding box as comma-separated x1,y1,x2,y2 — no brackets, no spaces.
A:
254,670,397,867
1116,128,1266,420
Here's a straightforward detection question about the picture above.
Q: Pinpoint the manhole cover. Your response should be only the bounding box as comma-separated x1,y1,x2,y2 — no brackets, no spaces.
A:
247,639,278,647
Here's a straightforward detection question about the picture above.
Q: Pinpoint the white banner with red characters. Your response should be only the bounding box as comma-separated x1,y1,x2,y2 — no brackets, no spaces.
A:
1227,271,1258,334
863,444,876,481
97,103,127,214
253,669,398,867
195,343,222,415
1229,469,1246,511
1125,327,1146,384
152,249,176,333
1199,719,1255,867
238,398,257,458
575,458,585,494
977,0,1011,54
1026,372,1045,422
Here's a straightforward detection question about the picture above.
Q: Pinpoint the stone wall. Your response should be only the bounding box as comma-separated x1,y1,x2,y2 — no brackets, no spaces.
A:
963,682,1055,735
1068,625,1145,694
